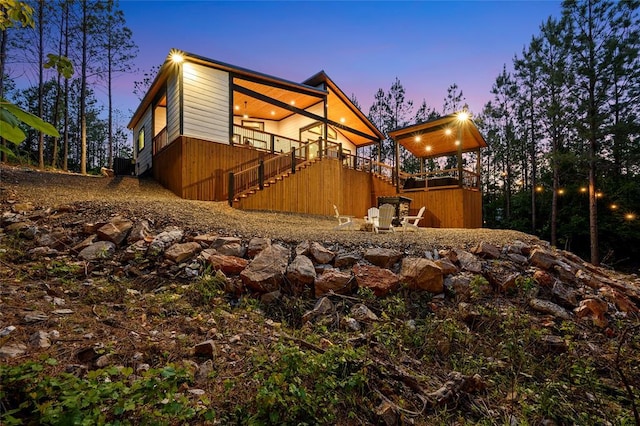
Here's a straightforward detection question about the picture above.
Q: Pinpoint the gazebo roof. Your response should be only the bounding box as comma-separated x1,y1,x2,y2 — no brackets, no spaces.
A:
388,113,488,158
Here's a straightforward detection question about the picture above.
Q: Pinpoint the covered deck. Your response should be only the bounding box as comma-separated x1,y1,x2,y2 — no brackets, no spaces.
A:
388,112,488,228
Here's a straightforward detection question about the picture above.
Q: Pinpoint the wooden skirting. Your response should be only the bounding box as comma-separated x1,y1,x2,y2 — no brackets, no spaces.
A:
398,188,482,228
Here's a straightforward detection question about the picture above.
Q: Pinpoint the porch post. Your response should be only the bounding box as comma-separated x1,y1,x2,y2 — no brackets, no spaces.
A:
457,126,463,188
227,172,234,206
394,137,400,193
258,159,264,190
291,148,296,174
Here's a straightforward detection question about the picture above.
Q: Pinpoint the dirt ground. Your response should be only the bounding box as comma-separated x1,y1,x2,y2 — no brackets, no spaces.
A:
0,163,540,253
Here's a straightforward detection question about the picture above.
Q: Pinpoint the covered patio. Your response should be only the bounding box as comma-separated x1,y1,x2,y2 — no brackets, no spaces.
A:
388,112,488,228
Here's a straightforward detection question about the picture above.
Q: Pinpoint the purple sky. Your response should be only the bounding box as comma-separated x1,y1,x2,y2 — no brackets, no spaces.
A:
117,0,562,120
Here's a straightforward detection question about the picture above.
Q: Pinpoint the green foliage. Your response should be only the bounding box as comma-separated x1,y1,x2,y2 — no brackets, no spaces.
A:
44,54,74,79
0,0,34,30
249,343,368,425
0,360,215,425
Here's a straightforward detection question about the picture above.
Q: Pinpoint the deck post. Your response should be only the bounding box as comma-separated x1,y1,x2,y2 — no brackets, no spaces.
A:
291,148,296,174
258,160,264,190
339,143,343,161
270,135,275,154
227,172,234,206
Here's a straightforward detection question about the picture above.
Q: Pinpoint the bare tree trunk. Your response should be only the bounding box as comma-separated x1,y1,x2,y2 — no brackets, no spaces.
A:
37,0,44,169
0,29,7,163
80,0,87,175
62,1,69,172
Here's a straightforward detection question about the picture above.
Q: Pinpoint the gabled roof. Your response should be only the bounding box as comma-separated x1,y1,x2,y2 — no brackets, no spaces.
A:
388,113,488,158
128,51,383,147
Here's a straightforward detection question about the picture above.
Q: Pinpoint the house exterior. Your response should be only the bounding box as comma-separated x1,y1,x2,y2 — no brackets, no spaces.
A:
128,49,486,227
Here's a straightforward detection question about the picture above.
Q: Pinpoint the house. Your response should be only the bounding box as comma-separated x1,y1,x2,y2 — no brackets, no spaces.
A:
128,49,487,227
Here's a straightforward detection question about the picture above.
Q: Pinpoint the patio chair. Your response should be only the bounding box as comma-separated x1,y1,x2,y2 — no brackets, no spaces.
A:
333,205,355,230
374,203,395,234
365,207,379,228
401,206,426,231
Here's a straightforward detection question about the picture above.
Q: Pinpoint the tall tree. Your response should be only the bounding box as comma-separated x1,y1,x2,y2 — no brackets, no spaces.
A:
562,0,639,265
95,0,137,168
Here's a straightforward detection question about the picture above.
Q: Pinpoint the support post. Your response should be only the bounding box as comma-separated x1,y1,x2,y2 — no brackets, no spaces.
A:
227,172,234,206
270,135,275,154
291,147,296,174
258,159,264,190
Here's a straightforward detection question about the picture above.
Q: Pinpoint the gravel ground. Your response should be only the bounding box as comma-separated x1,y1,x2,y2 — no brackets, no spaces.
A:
0,164,540,252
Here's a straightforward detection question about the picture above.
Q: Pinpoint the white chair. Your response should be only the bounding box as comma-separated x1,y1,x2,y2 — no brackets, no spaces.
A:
401,206,426,231
364,207,379,228
333,205,355,230
374,204,395,233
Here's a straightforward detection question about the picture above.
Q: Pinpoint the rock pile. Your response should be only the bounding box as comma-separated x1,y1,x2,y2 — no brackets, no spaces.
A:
2,202,638,341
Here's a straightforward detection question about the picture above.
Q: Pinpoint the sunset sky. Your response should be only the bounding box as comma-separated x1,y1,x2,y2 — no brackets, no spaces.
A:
118,0,562,119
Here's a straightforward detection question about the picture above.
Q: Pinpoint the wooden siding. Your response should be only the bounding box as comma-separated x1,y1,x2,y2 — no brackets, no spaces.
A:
154,137,274,200
167,73,180,143
398,188,482,228
235,158,379,217
183,63,229,143
135,107,153,175
278,102,324,141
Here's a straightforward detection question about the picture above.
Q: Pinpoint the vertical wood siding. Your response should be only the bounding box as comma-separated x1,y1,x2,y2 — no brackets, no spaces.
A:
183,63,229,143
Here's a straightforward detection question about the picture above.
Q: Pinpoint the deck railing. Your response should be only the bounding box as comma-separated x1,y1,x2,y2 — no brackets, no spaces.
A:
233,125,305,154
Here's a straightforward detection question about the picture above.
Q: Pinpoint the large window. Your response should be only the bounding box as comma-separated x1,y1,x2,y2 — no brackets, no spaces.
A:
138,127,145,152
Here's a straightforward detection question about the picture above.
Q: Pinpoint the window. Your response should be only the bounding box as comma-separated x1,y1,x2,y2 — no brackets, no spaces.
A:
138,128,145,152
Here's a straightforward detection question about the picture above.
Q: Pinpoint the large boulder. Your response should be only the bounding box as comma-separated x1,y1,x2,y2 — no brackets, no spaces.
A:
315,269,353,297
207,253,248,275
97,217,133,246
364,248,402,269
286,255,316,296
455,249,482,274
79,241,116,261
165,242,201,263
353,264,399,296
400,258,443,293
248,237,271,258
240,244,289,293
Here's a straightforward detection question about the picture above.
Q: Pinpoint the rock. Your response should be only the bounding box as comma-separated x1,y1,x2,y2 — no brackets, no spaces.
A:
207,253,248,275
472,241,501,259
194,340,216,359
28,246,59,257
11,202,34,213
29,331,51,348
212,237,246,257
23,311,49,323
341,317,361,331
247,237,271,257
52,309,74,315
195,359,214,383
435,258,458,275
599,286,639,313
0,325,16,337
286,255,316,296
399,257,443,293
575,297,608,328
529,248,558,270
376,400,398,426
95,354,112,368
508,253,529,265
97,217,133,246
334,251,361,268
486,266,520,292
309,242,335,264
122,240,148,261
240,244,289,293
315,269,353,297
127,220,153,244
165,242,201,263
540,335,568,353
352,264,399,296
364,248,402,269
455,249,482,273
529,298,571,320
302,297,335,323
192,233,219,246
444,274,472,302
72,234,98,253
148,227,184,256
533,270,556,287
260,290,282,304
36,230,70,250
0,343,28,358
552,281,578,307
78,241,116,261
350,303,378,322
506,240,532,256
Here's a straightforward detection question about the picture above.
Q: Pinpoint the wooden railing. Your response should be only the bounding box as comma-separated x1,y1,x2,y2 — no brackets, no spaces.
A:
233,125,305,154
152,127,168,154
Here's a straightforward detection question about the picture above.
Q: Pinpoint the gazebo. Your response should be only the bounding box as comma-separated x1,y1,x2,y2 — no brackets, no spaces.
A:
388,112,488,228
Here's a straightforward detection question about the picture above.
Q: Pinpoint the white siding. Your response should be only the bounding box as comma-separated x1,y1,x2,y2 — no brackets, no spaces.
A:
182,62,229,143
135,107,153,175
166,73,180,142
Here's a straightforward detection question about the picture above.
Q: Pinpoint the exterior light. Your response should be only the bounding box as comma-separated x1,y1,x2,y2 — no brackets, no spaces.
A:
580,187,587,193
340,117,346,123
271,111,275,116
415,136,421,142
516,179,524,186
290,100,295,105
455,140,460,146
596,192,603,198
444,128,452,136
169,49,184,64
235,105,240,111
535,186,543,193
558,189,565,195
425,146,432,152
456,110,469,122
610,204,618,210
625,213,636,221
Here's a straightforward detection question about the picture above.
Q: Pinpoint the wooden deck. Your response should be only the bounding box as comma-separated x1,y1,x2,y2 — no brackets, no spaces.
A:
152,136,482,228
